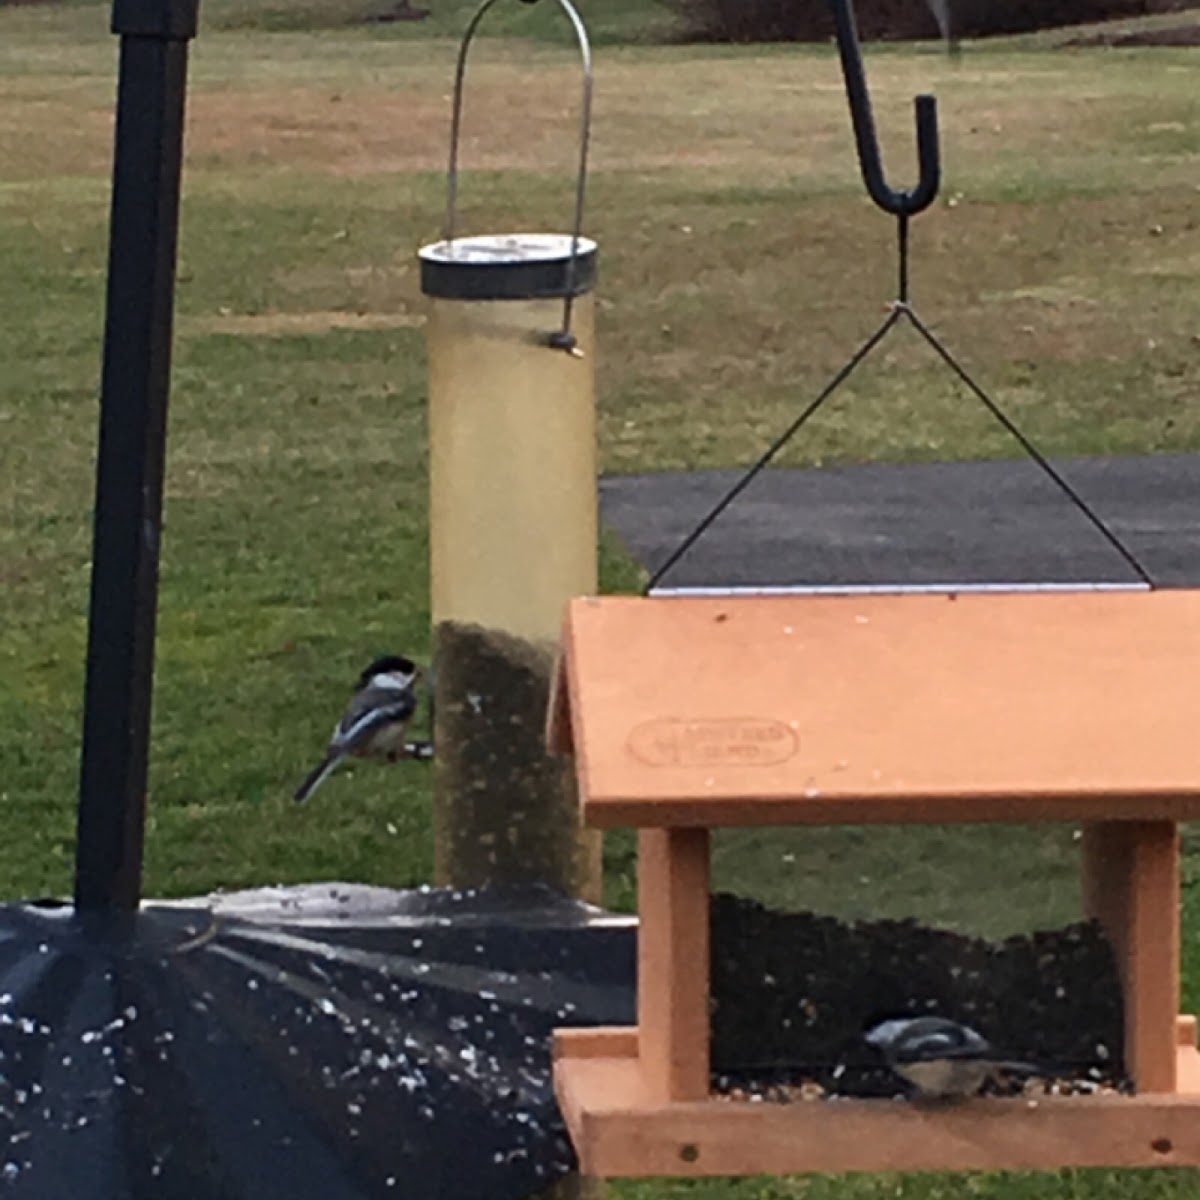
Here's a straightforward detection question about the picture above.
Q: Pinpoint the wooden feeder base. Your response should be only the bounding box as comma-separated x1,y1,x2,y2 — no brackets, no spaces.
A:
554,1025,1200,1178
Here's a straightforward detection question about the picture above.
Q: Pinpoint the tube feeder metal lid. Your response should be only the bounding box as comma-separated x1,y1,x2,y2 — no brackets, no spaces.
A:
419,233,597,302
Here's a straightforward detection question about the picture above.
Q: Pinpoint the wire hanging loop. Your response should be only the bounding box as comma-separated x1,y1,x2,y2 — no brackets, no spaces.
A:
829,0,940,218
444,0,594,355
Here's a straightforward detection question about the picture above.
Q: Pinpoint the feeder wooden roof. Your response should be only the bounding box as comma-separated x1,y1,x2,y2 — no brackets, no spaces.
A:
549,590,1200,829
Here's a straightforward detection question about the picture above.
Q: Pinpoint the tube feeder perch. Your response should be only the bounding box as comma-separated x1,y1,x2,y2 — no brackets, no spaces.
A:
548,589,1200,1178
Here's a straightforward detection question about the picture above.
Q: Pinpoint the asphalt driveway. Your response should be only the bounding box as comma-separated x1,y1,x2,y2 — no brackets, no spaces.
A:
600,453,1200,590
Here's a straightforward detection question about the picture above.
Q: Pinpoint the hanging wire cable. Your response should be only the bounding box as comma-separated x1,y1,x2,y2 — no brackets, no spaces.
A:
644,309,902,592
646,297,1154,591
644,0,1156,592
900,305,1154,586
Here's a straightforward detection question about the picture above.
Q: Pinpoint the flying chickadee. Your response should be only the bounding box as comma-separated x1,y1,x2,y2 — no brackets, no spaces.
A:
293,655,423,804
865,1015,1040,1100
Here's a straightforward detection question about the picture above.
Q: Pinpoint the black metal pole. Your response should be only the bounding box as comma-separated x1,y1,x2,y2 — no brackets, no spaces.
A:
75,0,199,913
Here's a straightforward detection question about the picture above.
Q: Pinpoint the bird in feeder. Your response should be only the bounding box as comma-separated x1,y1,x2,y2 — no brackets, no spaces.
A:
865,1015,1040,1100
294,655,424,803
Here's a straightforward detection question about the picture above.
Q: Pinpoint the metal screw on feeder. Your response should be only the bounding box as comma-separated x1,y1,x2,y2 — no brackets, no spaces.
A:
419,0,602,904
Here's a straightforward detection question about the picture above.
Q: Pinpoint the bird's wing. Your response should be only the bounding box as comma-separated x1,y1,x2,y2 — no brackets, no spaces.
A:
890,1020,993,1063
901,1040,994,1063
330,686,418,753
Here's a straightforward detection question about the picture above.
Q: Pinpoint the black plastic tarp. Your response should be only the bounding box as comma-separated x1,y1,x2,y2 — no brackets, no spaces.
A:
0,884,635,1199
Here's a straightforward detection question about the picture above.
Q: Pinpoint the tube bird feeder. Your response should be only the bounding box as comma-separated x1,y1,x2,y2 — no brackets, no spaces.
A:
420,0,601,903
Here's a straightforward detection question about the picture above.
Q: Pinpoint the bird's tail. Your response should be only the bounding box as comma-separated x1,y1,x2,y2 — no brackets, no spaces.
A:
991,1059,1042,1076
293,752,343,804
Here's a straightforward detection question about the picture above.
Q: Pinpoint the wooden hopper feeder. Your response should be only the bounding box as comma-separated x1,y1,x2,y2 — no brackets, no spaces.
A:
548,590,1200,1178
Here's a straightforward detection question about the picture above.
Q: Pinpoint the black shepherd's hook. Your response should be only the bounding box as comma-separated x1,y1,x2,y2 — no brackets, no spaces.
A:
829,0,940,219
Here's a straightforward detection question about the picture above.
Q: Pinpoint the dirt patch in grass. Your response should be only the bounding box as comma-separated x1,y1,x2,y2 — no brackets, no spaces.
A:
179,58,1134,185
0,88,111,181
6,39,1197,197
187,87,450,175
185,68,620,178
1063,20,1200,40
183,309,424,336
0,557,37,586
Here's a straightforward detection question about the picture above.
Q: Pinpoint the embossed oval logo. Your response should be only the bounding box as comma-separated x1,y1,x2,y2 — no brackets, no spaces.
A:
627,718,797,768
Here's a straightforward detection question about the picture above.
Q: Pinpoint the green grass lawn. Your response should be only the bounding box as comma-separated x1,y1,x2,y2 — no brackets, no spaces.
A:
2,3,1200,1196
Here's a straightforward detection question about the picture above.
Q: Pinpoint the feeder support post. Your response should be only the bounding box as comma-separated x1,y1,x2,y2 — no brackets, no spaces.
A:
421,238,602,904
75,0,198,913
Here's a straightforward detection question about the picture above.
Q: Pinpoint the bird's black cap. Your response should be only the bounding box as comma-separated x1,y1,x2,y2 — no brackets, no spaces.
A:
356,656,419,688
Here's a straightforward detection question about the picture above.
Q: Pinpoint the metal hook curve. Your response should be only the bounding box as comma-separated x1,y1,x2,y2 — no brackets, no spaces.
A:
444,0,594,353
829,0,940,217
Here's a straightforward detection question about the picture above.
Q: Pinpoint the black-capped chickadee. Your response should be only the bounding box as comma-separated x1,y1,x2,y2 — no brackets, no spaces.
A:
865,1015,1040,1100
293,655,423,804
